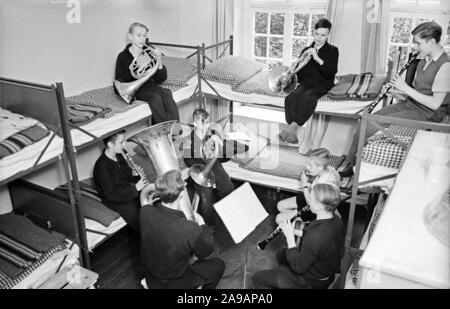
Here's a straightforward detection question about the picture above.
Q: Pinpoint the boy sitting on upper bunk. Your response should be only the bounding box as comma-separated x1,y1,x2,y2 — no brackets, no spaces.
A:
181,108,244,226
340,21,450,177
93,130,149,234
114,22,180,125
276,148,341,224
252,182,344,289
140,170,225,289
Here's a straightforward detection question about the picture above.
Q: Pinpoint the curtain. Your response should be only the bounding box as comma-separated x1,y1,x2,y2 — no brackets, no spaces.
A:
213,0,234,60
326,0,346,45
360,0,390,74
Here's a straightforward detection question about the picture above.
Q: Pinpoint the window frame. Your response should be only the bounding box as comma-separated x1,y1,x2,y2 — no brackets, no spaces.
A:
247,0,328,68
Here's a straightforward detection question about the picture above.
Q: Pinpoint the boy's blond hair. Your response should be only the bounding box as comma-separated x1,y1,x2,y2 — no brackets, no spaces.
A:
309,148,331,167
311,183,341,212
128,22,149,34
155,170,185,204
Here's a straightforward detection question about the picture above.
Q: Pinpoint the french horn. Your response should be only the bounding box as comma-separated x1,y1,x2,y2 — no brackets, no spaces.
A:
114,42,162,104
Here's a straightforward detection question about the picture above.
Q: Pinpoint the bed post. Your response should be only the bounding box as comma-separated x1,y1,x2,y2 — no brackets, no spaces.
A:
196,45,205,109
338,108,369,288
54,82,91,270
229,35,234,123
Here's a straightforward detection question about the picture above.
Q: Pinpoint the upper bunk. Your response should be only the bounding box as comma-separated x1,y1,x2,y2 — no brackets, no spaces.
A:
0,78,66,186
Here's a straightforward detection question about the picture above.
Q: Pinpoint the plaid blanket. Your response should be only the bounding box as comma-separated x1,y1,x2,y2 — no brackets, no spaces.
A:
0,125,50,159
327,73,385,100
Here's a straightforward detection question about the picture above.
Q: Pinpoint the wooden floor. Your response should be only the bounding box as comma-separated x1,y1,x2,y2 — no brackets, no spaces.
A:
90,181,371,289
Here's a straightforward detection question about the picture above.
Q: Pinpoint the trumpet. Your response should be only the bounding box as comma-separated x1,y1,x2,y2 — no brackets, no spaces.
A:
257,215,307,250
268,43,315,94
367,52,420,114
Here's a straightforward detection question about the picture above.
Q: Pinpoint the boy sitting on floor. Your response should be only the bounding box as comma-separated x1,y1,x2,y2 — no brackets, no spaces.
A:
252,182,344,289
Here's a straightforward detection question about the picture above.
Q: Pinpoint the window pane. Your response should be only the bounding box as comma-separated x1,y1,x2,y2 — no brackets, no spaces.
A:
270,13,285,35
312,14,327,31
389,45,408,69
293,14,309,36
255,12,268,34
254,36,267,57
292,38,309,58
269,37,284,58
391,17,413,43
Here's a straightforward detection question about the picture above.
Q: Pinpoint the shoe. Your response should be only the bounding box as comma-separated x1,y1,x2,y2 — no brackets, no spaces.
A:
278,130,289,142
286,133,299,144
339,163,354,178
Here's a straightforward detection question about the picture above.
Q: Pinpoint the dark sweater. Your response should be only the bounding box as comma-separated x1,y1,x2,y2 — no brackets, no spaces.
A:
296,41,339,89
140,202,215,279
114,43,168,85
285,215,344,280
93,152,140,208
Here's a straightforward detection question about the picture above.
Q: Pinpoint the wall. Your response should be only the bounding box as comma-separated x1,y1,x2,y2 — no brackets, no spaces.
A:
0,0,214,96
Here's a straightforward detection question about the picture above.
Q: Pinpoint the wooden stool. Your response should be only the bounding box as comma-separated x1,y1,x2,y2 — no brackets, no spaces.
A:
38,265,98,289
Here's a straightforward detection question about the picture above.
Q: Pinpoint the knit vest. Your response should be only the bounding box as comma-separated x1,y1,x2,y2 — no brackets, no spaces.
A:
413,52,450,107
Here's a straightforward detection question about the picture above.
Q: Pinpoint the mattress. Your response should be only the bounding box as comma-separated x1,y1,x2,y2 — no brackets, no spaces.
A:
200,79,373,114
84,217,127,251
0,132,64,183
11,241,79,289
70,78,198,147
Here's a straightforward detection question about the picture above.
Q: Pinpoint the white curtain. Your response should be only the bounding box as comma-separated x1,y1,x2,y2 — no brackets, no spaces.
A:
213,0,234,60
326,0,346,45
360,0,390,74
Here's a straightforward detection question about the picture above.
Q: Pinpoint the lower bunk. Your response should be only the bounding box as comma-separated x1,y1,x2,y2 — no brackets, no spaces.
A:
2,180,83,289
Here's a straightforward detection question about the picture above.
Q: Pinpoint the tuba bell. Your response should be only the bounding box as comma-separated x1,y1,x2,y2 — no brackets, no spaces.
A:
114,42,162,104
125,121,197,221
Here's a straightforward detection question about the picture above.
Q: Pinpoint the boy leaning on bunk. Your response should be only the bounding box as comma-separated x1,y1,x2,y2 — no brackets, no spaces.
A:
252,183,344,289
340,21,450,177
93,130,150,234
276,148,341,224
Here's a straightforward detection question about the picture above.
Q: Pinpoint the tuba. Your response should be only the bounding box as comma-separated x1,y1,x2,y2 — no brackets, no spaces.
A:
268,43,314,95
114,42,162,104
125,121,197,222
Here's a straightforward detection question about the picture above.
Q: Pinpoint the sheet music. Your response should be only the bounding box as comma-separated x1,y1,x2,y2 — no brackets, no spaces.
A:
214,182,268,243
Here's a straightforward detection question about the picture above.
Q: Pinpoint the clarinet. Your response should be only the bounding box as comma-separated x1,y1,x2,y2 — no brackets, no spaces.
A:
367,52,420,114
257,215,306,250
122,149,148,183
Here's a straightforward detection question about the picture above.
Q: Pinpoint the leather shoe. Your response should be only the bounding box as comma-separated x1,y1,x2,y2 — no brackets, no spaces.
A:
278,130,289,142
286,133,298,144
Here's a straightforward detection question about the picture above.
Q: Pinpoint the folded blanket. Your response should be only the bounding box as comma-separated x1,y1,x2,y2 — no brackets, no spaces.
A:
66,87,145,118
0,108,38,141
327,73,386,100
0,243,66,288
55,181,120,227
0,233,42,260
0,125,50,159
0,214,65,253
66,102,111,125
0,247,33,278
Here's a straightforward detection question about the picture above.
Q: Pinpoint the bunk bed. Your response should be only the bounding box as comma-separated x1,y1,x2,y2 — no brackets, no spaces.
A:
339,108,450,288
0,78,86,288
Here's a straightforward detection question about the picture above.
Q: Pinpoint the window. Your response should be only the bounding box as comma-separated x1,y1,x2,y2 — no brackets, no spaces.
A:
387,0,450,69
249,0,328,69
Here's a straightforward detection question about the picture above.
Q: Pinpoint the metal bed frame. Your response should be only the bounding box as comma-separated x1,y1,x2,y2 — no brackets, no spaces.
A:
338,108,450,288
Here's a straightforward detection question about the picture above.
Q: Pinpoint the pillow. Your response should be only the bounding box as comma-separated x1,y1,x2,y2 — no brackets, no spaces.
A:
202,56,264,86
161,56,197,86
